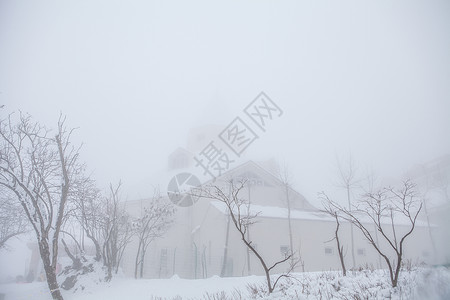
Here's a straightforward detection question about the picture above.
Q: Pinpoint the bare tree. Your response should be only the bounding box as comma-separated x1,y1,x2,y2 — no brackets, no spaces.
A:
359,168,383,268
328,180,422,287
102,182,134,281
276,162,296,268
0,113,82,300
60,229,86,270
71,179,134,281
73,177,103,262
0,189,28,248
320,192,346,276
194,179,297,294
336,155,359,268
133,190,175,279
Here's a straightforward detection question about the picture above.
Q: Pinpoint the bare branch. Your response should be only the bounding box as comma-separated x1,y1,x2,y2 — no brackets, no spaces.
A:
325,180,423,287
196,179,294,294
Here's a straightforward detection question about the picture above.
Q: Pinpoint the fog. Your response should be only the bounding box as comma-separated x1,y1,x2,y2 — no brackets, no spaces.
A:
1,0,449,204
0,1,450,298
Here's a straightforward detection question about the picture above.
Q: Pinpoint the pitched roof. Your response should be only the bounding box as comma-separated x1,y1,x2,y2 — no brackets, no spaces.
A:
202,160,317,210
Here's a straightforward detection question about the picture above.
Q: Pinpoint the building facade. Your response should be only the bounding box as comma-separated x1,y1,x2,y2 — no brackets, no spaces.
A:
122,160,434,279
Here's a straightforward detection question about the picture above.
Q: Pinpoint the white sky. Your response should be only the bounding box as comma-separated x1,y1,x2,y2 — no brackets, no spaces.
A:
1,0,449,205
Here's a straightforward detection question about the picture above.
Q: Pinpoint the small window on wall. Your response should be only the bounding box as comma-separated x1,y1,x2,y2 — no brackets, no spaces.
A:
280,246,290,258
324,247,333,255
357,248,366,256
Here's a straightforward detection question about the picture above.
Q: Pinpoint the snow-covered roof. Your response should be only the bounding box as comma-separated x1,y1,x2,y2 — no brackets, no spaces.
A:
202,160,316,210
209,200,430,227
210,200,333,222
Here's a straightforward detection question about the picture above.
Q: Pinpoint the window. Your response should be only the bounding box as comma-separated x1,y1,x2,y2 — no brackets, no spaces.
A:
357,248,366,256
324,247,333,255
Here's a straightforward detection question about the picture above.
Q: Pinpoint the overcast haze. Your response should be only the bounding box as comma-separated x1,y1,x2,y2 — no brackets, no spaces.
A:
1,0,449,205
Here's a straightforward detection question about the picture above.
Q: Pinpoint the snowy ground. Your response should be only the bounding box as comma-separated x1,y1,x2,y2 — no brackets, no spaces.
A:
0,267,449,300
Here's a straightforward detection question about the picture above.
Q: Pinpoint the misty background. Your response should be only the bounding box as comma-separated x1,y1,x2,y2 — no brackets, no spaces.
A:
0,0,449,207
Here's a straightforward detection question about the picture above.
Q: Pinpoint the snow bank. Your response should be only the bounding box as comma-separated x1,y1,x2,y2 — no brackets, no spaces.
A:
0,267,448,300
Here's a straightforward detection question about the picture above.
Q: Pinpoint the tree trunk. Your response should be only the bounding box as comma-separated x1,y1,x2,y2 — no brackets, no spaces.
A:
220,215,231,277
104,242,113,281
93,239,102,262
39,241,64,300
61,239,81,269
392,254,402,288
334,215,346,276
239,229,274,293
379,252,396,287
285,184,294,267
246,185,251,275
347,186,356,268
139,248,146,278
86,232,102,262
265,267,273,293
134,241,142,279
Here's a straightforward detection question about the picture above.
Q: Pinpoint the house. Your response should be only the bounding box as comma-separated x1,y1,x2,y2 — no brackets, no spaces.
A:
121,159,434,279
